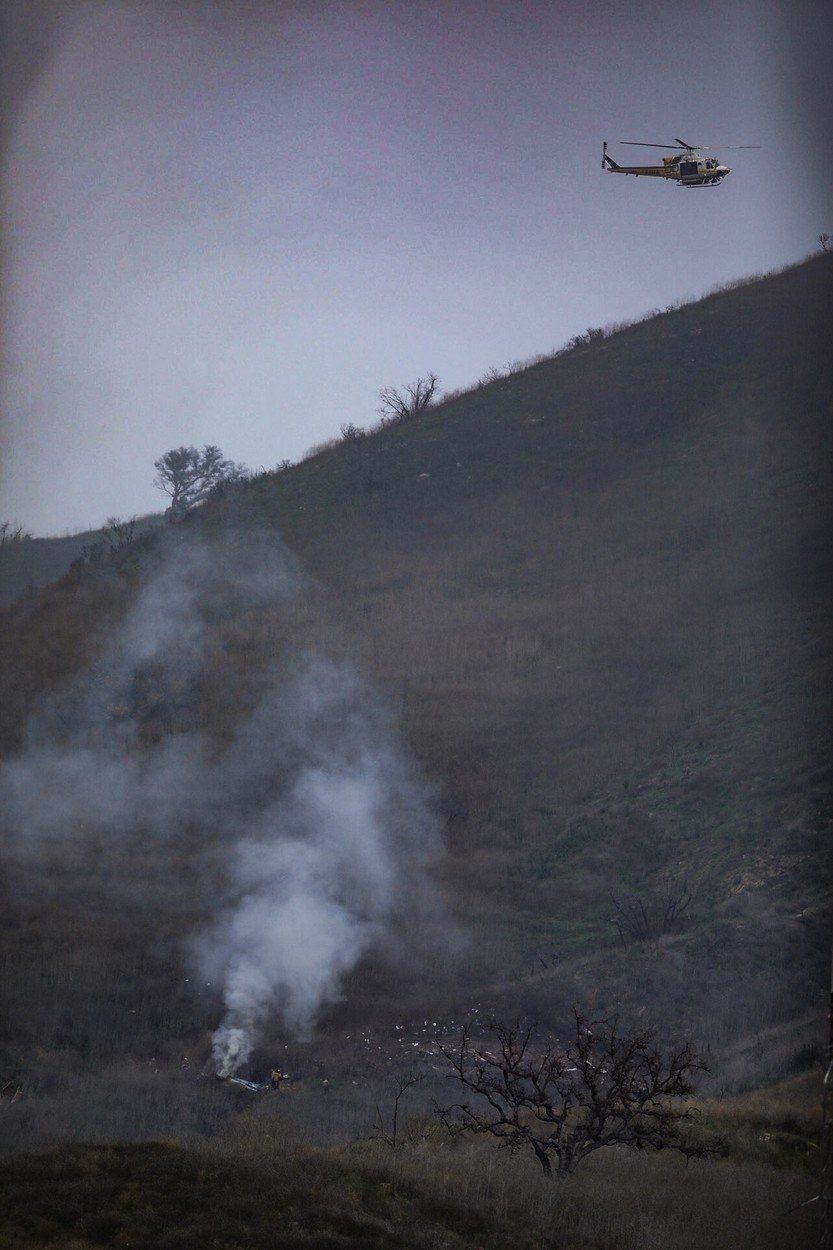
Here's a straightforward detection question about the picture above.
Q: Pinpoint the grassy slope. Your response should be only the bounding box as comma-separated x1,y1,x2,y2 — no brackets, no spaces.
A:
239,256,833,1046
0,256,831,1098
0,1084,822,1250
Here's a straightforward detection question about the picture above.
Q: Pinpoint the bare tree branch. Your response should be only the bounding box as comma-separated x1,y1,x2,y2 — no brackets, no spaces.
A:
610,881,694,946
377,373,439,424
371,1072,425,1150
435,1011,718,1177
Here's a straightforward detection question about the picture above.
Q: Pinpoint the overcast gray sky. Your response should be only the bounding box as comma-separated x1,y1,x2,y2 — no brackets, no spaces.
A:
2,0,831,536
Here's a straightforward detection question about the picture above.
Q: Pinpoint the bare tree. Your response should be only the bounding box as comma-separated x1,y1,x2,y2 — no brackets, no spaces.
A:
435,1013,716,1177
820,233,831,253
377,372,439,424
153,445,246,520
610,881,694,946
371,1072,425,1150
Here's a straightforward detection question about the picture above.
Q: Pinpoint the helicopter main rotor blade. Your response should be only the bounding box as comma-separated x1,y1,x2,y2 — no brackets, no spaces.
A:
619,141,689,149
619,139,760,151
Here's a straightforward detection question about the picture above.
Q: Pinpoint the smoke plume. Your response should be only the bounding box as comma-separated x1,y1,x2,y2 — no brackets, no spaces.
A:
0,527,442,1074
195,653,440,1075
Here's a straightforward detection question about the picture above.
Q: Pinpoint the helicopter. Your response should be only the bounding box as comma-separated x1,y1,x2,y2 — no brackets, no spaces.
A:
602,138,759,187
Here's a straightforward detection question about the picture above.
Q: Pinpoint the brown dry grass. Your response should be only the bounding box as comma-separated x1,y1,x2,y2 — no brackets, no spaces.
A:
0,1120,821,1250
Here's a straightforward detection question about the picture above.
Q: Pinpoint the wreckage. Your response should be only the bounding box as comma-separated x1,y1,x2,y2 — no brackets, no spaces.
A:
216,1070,290,1093
224,1075,264,1093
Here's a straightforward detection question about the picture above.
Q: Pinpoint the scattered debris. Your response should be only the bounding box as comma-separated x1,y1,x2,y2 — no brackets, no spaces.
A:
224,1076,264,1093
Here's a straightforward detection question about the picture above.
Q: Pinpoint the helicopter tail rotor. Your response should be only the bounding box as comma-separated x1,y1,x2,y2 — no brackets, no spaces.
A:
601,142,620,171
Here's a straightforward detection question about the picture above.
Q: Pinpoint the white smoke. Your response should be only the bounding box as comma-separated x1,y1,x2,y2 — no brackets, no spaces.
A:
0,527,442,1074
197,702,438,1074
190,649,441,1074
2,528,296,839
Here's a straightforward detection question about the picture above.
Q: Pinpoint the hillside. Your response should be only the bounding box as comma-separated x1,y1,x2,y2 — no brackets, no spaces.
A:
0,254,831,1160
0,516,165,608
237,253,833,1068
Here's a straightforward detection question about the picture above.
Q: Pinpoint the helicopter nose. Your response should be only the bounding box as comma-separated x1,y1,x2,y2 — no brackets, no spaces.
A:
718,165,731,176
